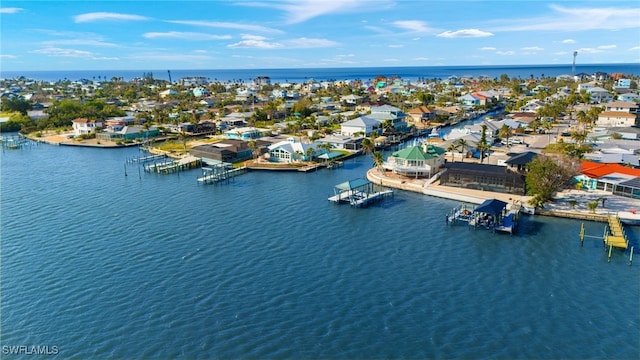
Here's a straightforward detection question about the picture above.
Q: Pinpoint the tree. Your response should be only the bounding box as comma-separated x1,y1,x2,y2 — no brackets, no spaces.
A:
526,154,577,208
361,137,374,155
456,138,468,161
477,125,491,164
372,151,384,172
1,97,31,115
446,143,457,162
499,124,511,147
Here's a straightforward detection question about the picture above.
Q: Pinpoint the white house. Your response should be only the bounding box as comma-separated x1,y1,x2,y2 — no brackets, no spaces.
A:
340,116,380,137
72,118,103,136
382,143,446,178
587,87,613,103
267,138,321,163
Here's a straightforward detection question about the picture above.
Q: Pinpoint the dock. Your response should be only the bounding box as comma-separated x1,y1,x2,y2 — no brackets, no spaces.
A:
197,163,247,184
605,215,629,249
328,178,393,208
144,155,202,174
447,198,519,235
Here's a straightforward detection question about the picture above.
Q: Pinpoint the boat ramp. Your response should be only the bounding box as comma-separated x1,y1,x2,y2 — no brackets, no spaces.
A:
446,198,520,234
328,178,393,208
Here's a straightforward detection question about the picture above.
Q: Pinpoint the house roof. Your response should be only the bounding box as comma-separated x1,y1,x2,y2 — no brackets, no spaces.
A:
580,160,640,178
335,178,370,191
445,161,510,175
474,199,507,215
342,116,380,127
505,151,538,165
391,144,445,161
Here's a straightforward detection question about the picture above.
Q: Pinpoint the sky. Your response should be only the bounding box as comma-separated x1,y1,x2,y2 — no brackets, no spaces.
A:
1,0,639,71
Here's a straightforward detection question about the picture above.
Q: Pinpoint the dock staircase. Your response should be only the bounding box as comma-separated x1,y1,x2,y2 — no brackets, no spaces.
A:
605,215,629,249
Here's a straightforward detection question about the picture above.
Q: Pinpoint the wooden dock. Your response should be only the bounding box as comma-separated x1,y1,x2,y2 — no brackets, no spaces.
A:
197,165,247,184
605,215,629,249
144,156,201,174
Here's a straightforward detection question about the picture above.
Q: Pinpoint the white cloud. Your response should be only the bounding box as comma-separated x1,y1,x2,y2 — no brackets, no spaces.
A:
228,35,338,49
629,46,640,51
0,54,17,59
598,44,616,50
74,12,149,23
412,37,421,41
562,39,576,44
496,51,515,56
167,20,283,34
392,20,433,33
286,37,339,48
128,53,214,62
388,44,403,48
576,47,603,54
522,46,544,51
30,47,94,58
479,47,496,51
437,29,493,38
92,56,120,61
0,7,23,14
384,58,400,62
490,4,640,32
42,39,118,47
143,32,232,41
413,57,429,61
238,0,394,24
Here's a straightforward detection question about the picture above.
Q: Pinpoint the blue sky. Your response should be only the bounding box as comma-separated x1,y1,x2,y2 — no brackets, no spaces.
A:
1,0,639,71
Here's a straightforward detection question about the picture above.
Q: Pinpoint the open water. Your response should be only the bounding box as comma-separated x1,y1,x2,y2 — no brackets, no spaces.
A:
1,143,639,359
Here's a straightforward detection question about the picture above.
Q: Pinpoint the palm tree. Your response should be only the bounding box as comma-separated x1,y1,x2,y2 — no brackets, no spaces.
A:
446,143,457,162
499,124,511,147
361,137,374,155
372,151,384,172
478,125,490,164
456,138,468,162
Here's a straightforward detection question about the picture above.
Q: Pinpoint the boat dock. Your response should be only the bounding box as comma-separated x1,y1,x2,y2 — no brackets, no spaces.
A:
144,156,202,174
604,215,629,249
447,199,519,234
197,163,247,184
126,153,167,164
328,178,393,208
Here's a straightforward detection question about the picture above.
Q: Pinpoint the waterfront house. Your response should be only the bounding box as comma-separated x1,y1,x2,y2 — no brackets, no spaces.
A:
407,106,436,126
319,134,362,151
340,116,380,137
97,125,159,142
189,139,253,163
224,127,267,140
577,161,640,199
383,143,446,178
72,118,103,136
439,162,526,195
267,138,322,163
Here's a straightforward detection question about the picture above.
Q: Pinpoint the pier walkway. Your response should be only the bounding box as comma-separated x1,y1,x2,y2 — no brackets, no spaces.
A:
605,215,629,249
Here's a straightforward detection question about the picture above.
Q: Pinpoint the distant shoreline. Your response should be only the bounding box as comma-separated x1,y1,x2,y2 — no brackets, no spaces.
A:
3,63,638,82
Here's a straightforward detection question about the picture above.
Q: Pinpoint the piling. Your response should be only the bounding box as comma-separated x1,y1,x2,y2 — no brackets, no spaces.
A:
580,223,584,247
608,244,613,263
630,247,634,266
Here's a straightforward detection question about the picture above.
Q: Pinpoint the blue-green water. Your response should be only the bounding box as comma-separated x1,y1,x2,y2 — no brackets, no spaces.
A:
2,144,639,359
